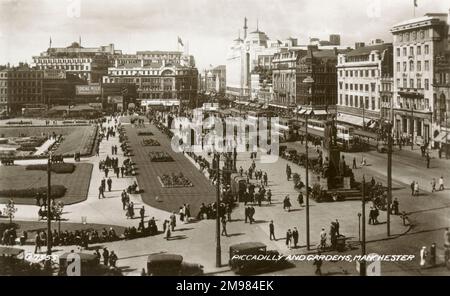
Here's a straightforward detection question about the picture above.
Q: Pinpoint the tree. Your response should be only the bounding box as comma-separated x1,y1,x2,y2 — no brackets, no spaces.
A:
3,201,17,224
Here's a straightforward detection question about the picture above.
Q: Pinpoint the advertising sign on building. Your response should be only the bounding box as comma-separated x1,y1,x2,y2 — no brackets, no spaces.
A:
43,69,66,79
108,95,123,104
76,85,101,96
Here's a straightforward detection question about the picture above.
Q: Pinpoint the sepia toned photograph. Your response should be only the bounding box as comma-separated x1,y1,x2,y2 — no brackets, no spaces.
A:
0,0,449,281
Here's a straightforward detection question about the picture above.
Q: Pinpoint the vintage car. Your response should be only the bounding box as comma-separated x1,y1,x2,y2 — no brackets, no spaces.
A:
58,252,122,276
147,253,203,276
376,142,388,153
228,242,289,274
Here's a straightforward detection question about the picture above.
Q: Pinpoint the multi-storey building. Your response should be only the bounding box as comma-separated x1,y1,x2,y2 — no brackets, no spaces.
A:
225,18,282,101
336,43,393,127
272,45,344,117
32,42,121,83
200,65,226,95
103,51,198,108
391,13,449,145
0,64,44,114
433,50,450,150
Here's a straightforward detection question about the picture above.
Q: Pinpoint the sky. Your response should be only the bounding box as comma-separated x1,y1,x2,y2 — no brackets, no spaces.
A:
0,0,448,70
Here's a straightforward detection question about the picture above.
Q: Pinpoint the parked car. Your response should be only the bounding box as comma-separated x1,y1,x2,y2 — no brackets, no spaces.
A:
228,242,290,274
377,142,388,153
147,253,203,276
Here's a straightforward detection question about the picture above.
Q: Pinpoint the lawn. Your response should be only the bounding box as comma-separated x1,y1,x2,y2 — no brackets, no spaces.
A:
0,163,93,205
124,124,215,214
0,125,98,157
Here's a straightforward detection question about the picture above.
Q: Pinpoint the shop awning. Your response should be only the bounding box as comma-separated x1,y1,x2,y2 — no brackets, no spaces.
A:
269,103,289,109
313,110,328,115
336,113,365,127
434,131,450,143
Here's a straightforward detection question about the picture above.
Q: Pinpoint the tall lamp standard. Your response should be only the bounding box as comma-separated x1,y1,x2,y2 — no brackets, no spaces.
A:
45,155,52,269
303,76,314,250
213,153,221,267
410,103,414,150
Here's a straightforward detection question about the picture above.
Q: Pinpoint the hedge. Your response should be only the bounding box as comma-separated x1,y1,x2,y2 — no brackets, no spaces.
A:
0,185,67,198
25,163,76,174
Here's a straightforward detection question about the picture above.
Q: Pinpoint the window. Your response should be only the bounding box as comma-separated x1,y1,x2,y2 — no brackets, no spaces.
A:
424,79,429,90
417,46,421,55
409,61,414,71
410,47,414,56
350,71,353,77
371,70,376,77
371,83,375,92
355,96,359,107
339,94,343,105
396,62,400,72
417,61,421,71
345,83,348,90
403,48,407,56
350,95,353,107
424,45,429,54
360,97,364,108
371,97,375,110
345,95,348,105
410,79,414,88
365,84,369,92
350,84,353,90
360,84,363,90
403,62,407,72
403,78,407,87
424,60,429,71
417,78,421,89
339,82,343,90
396,48,400,57
360,70,364,77
365,70,369,77
396,78,400,86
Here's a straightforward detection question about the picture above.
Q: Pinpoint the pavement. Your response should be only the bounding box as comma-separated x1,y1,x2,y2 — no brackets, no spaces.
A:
2,115,450,276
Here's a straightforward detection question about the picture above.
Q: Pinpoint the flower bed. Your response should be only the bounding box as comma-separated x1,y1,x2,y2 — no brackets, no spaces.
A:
148,151,174,162
142,138,160,146
25,163,76,174
158,173,193,188
0,185,67,199
137,131,154,136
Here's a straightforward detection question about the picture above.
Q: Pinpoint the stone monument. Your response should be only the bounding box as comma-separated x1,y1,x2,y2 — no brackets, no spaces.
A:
322,118,341,188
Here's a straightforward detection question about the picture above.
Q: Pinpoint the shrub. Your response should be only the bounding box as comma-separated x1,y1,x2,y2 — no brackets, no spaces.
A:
137,131,154,136
25,163,76,174
0,185,66,198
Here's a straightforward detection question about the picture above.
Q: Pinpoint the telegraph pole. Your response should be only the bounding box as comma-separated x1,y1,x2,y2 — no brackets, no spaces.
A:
387,122,392,237
305,113,310,250
360,176,366,276
215,153,221,267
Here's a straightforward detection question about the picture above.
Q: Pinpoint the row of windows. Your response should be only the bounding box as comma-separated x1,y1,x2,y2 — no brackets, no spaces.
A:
339,94,378,110
396,60,430,72
338,69,377,78
0,73,42,78
396,29,430,42
36,58,92,63
396,45,429,57
396,78,430,90
339,82,376,92
0,88,42,94
38,65,89,71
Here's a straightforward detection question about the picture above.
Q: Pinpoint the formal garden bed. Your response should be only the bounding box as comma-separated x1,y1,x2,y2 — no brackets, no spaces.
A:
142,138,160,146
148,151,174,162
0,185,67,199
25,163,76,174
158,173,193,188
137,131,154,136
0,163,93,205
0,125,98,159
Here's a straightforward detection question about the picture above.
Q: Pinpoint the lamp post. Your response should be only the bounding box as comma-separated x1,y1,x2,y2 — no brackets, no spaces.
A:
386,121,392,237
357,212,361,242
410,103,414,150
303,76,314,250
360,176,367,276
214,153,221,267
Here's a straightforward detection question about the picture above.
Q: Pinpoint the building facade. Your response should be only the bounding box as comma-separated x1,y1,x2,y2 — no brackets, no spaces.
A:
0,65,44,114
336,43,393,127
272,46,343,116
433,50,450,148
32,42,121,83
103,51,198,108
391,13,449,145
